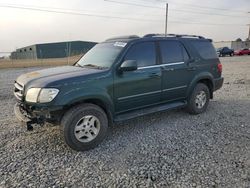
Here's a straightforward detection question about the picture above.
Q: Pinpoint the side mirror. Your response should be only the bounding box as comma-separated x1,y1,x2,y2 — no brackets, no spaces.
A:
120,60,137,72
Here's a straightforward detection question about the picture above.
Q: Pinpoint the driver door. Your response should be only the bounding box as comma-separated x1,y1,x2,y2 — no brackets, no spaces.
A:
113,41,162,113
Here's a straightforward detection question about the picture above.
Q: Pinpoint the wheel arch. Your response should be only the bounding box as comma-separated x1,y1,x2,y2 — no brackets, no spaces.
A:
187,73,214,99
62,97,114,125
197,79,213,99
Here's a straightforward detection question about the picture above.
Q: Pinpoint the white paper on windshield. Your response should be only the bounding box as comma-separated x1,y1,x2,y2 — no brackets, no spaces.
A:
114,42,127,47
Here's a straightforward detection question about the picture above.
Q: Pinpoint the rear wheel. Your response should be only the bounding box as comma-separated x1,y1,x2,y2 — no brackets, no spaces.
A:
61,103,108,151
187,83,210,114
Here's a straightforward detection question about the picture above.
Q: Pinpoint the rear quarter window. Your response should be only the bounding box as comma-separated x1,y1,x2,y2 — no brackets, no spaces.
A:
190,40,217,59
159,40,190,64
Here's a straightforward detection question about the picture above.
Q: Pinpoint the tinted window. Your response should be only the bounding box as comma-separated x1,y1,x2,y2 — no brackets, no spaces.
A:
182,45,190,61
191,40,217,59
159,41,188,64
124,42,156,67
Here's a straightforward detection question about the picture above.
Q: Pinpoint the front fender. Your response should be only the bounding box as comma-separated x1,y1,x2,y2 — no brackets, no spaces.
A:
54,87,114,114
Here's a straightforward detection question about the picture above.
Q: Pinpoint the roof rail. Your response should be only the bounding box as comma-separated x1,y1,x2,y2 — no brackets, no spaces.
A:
105,35,140,41
143,33,205,39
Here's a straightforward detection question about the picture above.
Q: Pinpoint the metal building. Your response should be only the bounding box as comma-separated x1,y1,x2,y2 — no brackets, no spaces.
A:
11,41,97,59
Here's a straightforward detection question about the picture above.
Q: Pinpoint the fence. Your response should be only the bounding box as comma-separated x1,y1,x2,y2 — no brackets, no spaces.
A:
0,54,83,69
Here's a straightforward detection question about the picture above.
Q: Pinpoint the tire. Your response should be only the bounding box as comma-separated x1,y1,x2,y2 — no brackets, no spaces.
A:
61,103,108,151
187,83,210,115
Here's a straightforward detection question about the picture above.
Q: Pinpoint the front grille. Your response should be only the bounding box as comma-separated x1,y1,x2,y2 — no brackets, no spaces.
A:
14,81,24,101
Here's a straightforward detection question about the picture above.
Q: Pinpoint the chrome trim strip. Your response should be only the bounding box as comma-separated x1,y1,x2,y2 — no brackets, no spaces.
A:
15,91,22,97
14,82,23,91
118,85,187,101
138,62,184,70
118,90,161,101
14,92,22,100
163,85,187,92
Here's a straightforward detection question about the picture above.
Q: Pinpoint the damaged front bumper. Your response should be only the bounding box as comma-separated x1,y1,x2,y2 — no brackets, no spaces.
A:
14,103,46,130
14,103,31,123
14,102,63,130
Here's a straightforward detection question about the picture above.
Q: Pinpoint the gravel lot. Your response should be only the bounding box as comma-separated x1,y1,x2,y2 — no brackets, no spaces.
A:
0,56,250,187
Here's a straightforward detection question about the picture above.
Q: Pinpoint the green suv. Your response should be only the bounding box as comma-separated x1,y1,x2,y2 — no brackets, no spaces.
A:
14,34,223,151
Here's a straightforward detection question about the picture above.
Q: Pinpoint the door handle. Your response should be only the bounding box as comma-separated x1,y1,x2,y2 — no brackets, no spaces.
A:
149,72,161,78
187,66,196,71
161,67,174,71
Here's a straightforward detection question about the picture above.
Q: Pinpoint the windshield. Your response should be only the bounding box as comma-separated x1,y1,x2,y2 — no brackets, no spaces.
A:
76,42,126,69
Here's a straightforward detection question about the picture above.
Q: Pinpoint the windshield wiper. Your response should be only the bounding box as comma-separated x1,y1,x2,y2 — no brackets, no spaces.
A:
75,63,84,68
83,64,108,70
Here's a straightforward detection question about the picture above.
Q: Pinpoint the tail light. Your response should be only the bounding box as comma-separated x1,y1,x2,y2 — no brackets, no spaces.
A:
217,63,222,73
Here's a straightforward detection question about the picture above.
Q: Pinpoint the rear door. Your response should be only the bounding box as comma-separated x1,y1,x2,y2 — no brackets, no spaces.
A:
114,41,162,113
159,40,195,102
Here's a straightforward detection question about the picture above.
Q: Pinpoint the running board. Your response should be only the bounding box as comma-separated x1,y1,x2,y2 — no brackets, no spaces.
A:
114,101,187,122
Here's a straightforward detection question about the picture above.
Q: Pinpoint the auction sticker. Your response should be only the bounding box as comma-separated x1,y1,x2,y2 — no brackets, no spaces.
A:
114,42,127,47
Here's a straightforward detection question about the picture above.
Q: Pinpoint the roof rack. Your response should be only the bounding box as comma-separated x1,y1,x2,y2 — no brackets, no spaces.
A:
143,33,205,39
105,35,140,41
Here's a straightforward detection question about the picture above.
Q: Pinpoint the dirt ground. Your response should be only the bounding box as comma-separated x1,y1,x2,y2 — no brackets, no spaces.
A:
0,56,249,187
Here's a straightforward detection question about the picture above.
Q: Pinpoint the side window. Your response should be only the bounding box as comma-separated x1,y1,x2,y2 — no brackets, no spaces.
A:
182,45,190,62
124,42,156,67
159,41,188,64
190,40,217,59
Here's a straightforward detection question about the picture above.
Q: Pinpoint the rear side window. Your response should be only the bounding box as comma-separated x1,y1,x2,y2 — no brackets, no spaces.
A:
124,42,156,67
159,41,189,64
190,40,217,59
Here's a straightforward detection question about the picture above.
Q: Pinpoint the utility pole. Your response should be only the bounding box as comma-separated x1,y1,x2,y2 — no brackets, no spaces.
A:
165,3,168,36
248,12,250,40
248,24,250,41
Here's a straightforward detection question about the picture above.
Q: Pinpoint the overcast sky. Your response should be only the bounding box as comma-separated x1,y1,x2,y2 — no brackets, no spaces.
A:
0,0,249,52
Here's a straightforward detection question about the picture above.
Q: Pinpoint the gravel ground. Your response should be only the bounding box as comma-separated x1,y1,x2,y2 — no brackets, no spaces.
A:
0,56,250,187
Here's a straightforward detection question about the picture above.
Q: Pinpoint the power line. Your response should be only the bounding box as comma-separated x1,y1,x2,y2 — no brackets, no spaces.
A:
0,4,247,27
104,0,163,9
168,21,246,26
104,0,250,18
0,4,161,22
151,0,249,13
1,3,165,17
3,3,248,23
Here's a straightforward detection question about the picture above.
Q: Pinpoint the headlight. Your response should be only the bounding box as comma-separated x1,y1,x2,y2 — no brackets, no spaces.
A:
25,88,41,103
38,88,59,103
25,88,59,103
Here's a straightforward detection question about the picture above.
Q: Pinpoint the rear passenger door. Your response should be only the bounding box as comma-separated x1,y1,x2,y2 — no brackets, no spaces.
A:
159,40,195,102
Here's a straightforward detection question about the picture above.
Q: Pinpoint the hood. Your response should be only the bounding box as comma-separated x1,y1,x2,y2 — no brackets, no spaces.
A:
16,66,106,88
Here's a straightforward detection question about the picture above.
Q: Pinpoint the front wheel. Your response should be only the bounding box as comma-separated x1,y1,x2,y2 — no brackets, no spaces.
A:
187,83,210,114
61,103,108,151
